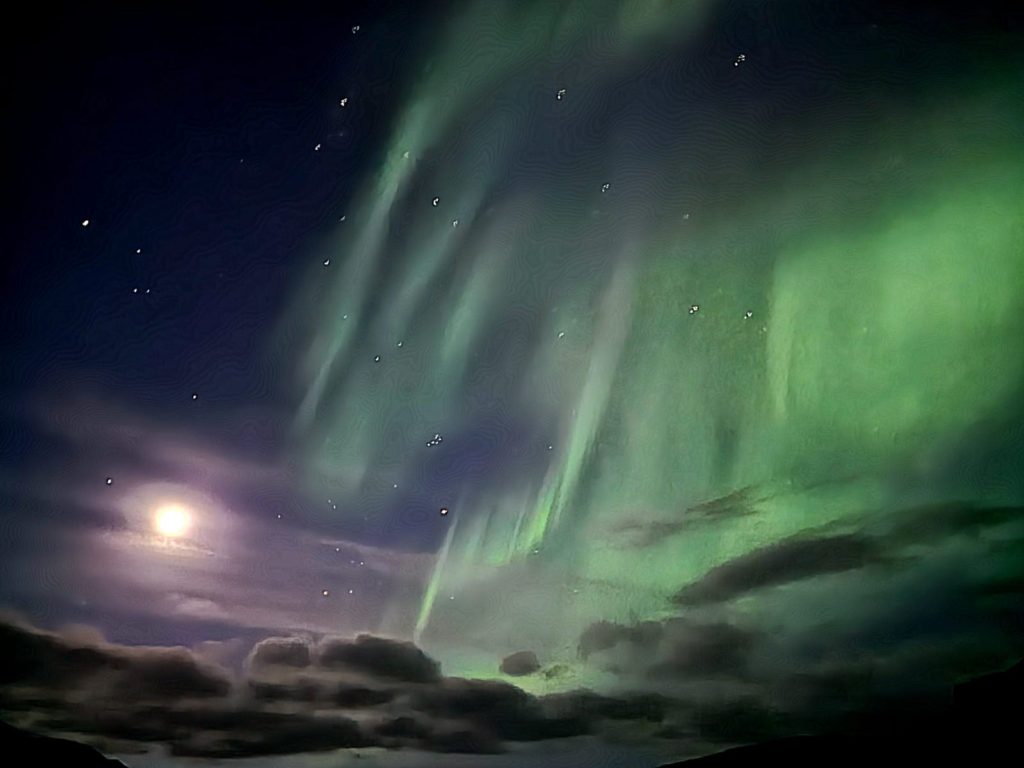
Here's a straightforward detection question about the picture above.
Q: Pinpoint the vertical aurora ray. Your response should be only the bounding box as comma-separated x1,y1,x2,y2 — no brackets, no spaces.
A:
513,260,636,555
414,512,458,644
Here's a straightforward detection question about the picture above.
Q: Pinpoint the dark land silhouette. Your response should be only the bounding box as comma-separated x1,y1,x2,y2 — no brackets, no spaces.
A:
661,659,1021,767
0,720,127,766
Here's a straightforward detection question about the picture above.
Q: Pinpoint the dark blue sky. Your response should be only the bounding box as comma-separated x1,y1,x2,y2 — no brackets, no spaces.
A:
5,1,440,418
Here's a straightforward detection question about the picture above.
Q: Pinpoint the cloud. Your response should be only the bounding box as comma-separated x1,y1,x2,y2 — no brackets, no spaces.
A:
167,712,368,759
0,616,676,759
411,678,577,741
611,487,763,548
27,392,289,494
317,634,441,683
35,706,370,760
672,533,884,606
247,678,321,703
577,618,758,681
329,682,396,707
248,636,313,670
884,502,1024,547
578,620,663,660
648,620,759,680
500,650,540,676
0,615,230,701
541,690,672,724
6,606,1019,761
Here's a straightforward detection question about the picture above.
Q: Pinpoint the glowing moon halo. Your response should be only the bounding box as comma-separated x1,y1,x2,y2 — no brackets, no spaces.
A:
153,503,192,538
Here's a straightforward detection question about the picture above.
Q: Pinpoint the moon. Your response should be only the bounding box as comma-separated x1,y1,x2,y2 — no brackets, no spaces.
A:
153,503,192,538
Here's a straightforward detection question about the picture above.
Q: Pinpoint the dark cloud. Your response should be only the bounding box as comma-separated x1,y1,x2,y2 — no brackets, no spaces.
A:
0,615,230,701
411,677,588,741
885,502,1024,547
577,618,757,681
541,690,672,724
168,713,368,759
25,615,1009,762
500,650,540,676
330,682,395,708
614,488,762,548
317,634,441,683
578,620,663,660
649,620,758,680
0,618,122,689
247,678,321,704
673,533,884,606
0,616,673,758
542,663,571,679
38,705,373,759
614,482,863,549
374,715,433,741
111,649,231,700
248,636,312,670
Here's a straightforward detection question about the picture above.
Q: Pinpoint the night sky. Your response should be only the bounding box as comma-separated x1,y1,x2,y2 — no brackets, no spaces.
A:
2,1,1023,766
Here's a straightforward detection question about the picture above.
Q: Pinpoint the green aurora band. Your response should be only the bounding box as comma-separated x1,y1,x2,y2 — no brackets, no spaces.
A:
279,0,1023,691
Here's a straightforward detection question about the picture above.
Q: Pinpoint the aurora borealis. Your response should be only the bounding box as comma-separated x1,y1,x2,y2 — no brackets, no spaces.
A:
3,1,1023,766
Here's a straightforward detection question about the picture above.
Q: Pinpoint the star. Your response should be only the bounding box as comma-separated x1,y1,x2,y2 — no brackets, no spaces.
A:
81,219,90,227
191,393,198,400
339,97,348,107
439,507,449,516
431,196,440,206
322,589,330,597
105,477,113,485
